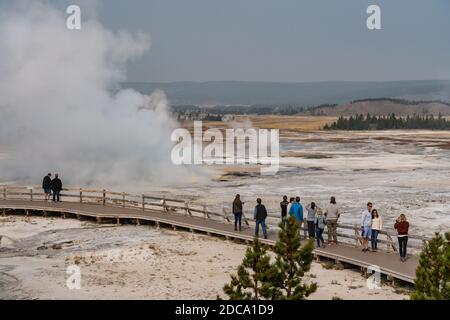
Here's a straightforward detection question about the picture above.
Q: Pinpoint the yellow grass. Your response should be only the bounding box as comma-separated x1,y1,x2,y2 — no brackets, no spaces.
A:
181,115,337,132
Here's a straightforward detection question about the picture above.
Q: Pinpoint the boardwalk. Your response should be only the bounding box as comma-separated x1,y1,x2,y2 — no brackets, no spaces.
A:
0,198,419,284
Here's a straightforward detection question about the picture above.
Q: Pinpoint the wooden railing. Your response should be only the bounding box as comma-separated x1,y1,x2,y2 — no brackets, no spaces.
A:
1,185,431,251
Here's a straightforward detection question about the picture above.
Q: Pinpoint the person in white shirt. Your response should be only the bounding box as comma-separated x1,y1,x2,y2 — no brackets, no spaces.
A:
360,202,373,252
371,209,382,251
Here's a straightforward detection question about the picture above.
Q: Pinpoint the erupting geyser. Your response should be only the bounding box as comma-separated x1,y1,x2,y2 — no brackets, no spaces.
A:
0,1,201,188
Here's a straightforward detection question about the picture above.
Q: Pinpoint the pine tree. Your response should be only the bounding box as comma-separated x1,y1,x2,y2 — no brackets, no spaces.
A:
223,239,273,300
268,217,317,299
411,232,449,300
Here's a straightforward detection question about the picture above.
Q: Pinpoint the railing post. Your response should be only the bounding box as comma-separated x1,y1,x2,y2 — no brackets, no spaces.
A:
386,233,397,252
242,212,250,226
30,188,33,201
122,192,126,208
354,225,360,247
203,205,210,219
223,208,230,222
102,190,106,205
184,201,191,216
3,185,7,200
142,194,145,211
162,198,168,212
80,188,83,203
303,221,307,239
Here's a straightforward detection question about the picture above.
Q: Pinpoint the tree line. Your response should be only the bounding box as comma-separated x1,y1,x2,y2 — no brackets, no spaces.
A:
324,113,450,130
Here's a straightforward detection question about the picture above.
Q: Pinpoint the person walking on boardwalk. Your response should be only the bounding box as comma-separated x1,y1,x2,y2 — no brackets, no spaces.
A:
371,209,382,251
360,202,373,252
306,202,317,238
324,196,340,245
42,173,52,201
232,194,243,232
280,195,289,223
314,208,326,248
253,198,268,239
51,174,62,202
394,214,409,262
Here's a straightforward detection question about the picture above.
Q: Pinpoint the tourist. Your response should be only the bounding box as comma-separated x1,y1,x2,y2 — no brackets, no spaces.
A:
287,197,295,218
306,202,317,238
394,214,409,262
280,195,289,222
298,197,305,235
289,196,304,235
315,208,326,248
371,209,382,251
324,196,340,245
51,174,63,202
361,202,373,252
42,173,52,201
232,194,243,232
253,198,268,239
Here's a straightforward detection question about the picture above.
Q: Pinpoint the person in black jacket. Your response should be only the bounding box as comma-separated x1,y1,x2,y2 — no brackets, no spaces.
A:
280,195,289,223
51,174,63,202
42,173,52,201
253,198,268,239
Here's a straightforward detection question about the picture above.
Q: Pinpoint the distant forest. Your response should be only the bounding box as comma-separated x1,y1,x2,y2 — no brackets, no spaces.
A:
350,98,450,107
325,114,450,130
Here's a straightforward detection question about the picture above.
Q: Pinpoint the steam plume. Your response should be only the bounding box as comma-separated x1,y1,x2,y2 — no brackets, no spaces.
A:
0,1,201,189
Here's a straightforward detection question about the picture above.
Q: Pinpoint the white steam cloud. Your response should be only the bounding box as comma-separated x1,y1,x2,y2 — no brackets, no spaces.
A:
0,1,202,189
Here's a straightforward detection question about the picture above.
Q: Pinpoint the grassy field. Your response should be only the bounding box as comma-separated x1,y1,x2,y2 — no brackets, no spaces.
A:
182,115,337,132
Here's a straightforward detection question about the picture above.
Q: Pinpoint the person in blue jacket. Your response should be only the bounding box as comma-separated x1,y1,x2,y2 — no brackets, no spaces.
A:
289,196,304,232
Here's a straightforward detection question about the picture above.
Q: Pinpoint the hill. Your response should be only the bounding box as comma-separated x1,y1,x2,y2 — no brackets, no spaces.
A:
309,98,450,116
122,80,450,107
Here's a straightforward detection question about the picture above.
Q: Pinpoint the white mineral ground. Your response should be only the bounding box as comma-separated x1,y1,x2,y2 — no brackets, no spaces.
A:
141,130,450,237
1,130,449,299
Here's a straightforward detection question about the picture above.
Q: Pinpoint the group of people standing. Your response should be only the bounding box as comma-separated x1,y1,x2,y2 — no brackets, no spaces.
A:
232,194,411,262
232,195,268,239
42,173,63,202
280,196,340,248
360,201,410,261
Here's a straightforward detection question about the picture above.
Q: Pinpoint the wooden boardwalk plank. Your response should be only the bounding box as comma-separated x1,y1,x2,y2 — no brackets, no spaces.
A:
0,200,418,283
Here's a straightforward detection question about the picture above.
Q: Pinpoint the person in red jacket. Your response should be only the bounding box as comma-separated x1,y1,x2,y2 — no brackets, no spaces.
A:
394,214,409,262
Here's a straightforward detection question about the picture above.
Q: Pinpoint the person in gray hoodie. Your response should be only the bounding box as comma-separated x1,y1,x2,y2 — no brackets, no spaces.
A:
324,196,340,245
315,208,326,247
306,202,317,238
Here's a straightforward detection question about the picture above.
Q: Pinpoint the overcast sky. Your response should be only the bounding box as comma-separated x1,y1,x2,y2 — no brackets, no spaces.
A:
6,0,450,82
